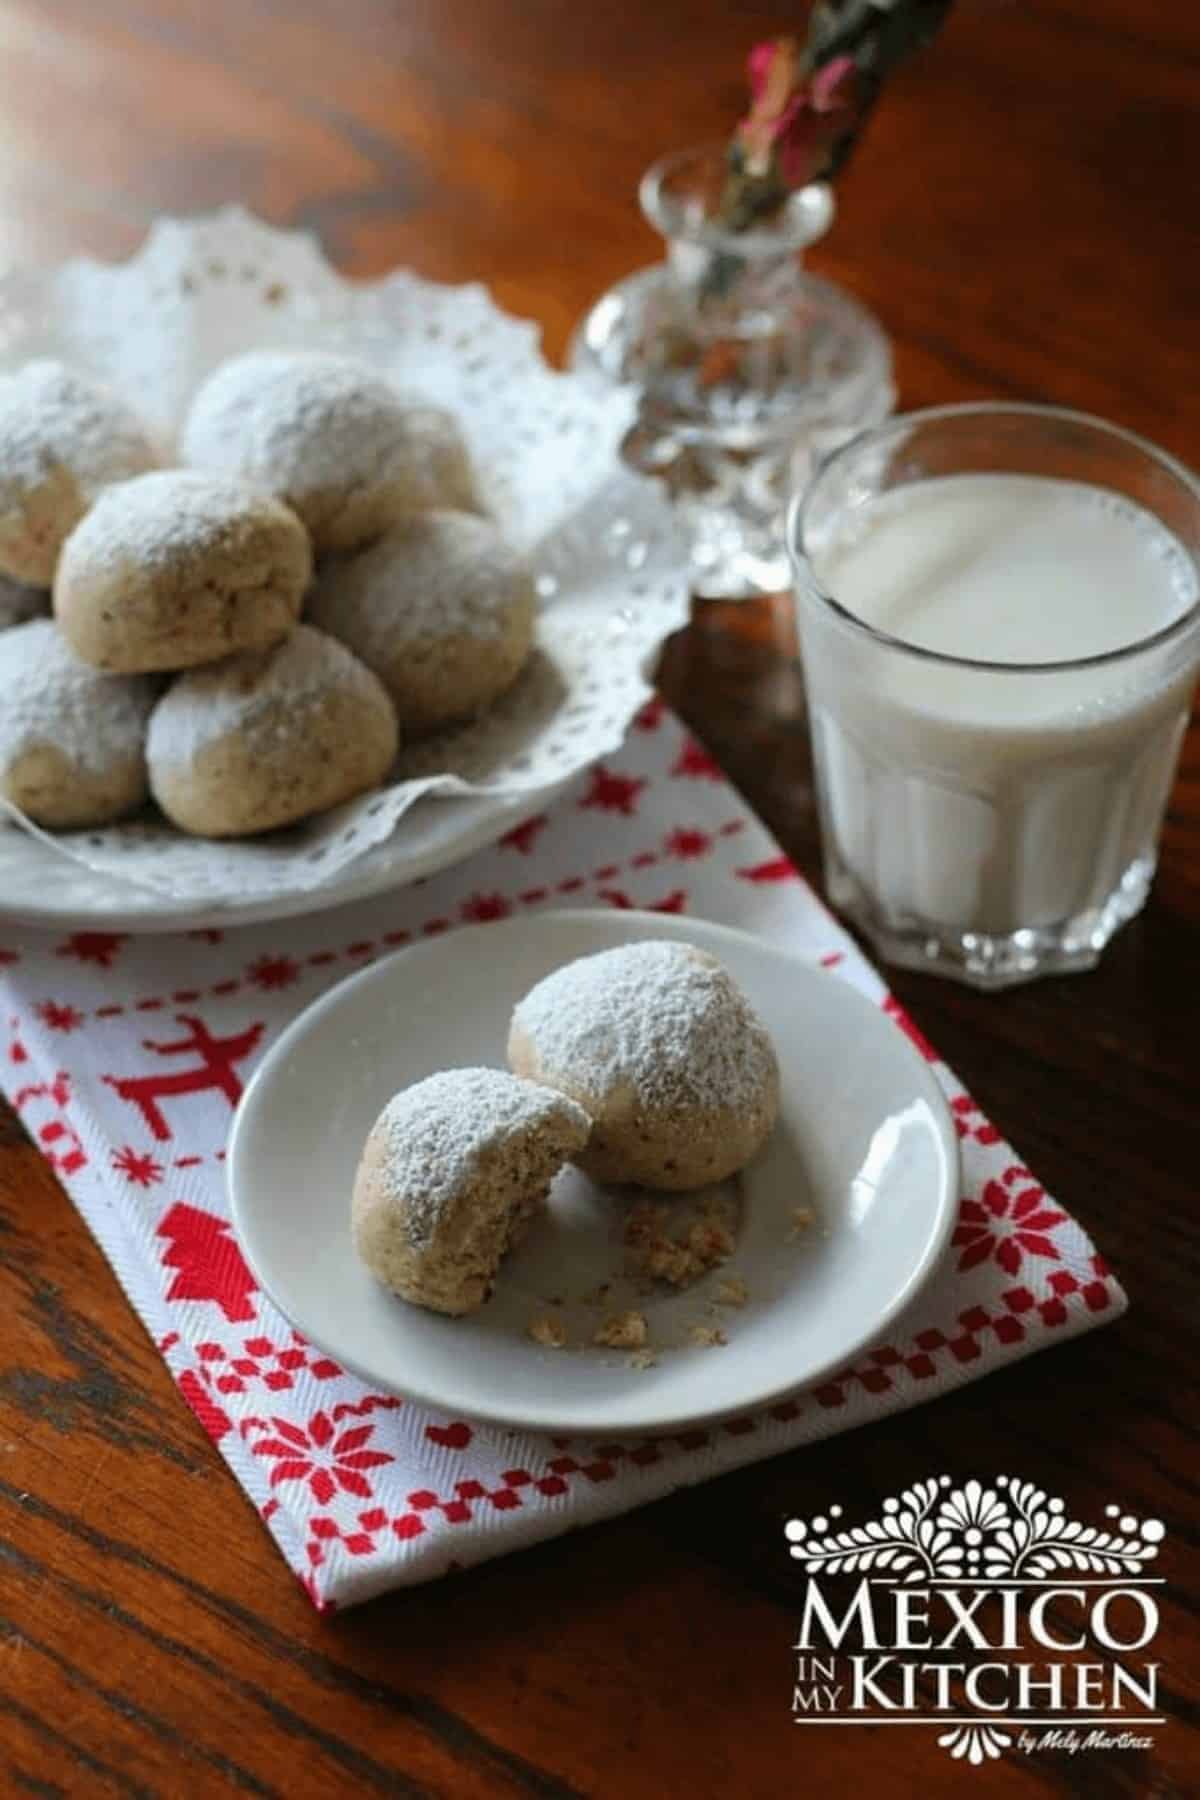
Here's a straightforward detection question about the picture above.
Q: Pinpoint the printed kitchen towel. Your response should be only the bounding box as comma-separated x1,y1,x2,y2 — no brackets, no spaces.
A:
0,702,1125,1608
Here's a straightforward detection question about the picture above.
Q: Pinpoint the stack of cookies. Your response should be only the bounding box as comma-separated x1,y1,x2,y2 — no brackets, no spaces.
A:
0,350,536,838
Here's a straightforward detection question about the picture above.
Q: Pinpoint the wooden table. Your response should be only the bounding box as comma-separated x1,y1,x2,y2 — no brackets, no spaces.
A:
0,3,1196,1795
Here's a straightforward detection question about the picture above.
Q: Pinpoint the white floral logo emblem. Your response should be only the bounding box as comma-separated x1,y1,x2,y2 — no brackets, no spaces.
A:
785,1477,1166,1767
784,1475,1165,1582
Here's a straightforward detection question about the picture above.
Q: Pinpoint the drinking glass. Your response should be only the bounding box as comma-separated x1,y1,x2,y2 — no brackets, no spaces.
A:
788,403,1200,989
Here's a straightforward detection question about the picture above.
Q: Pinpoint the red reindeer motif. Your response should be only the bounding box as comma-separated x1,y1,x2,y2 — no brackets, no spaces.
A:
105,1014,264,1141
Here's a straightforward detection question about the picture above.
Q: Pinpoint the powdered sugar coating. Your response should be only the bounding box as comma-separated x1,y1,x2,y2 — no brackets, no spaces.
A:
57,468,299,580
370,1068,591,1248
0,577,46,631
310,510,530,653
0,358,153,504
180,351,473,530
0,618,155,776
147,623,393,772
511,941,778,1112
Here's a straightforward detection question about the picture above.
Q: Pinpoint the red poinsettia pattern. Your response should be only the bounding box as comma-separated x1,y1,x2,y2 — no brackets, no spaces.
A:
248,1411,394,1504
953,1167,1068,1276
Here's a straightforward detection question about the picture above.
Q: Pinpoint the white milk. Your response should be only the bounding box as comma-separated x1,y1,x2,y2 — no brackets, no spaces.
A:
801,474,1199,937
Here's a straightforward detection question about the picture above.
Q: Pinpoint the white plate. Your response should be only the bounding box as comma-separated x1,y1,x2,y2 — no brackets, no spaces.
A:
0,786,566,933
0,208,687,931
228,911,959,1435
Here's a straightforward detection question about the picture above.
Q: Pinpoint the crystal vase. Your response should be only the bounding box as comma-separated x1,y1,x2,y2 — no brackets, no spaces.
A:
569,144,895,597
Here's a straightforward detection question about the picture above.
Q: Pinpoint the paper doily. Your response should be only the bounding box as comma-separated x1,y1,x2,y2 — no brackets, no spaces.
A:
0,208,688,903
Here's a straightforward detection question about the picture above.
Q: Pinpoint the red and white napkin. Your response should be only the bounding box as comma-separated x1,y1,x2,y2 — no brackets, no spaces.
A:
0,702,1125,1609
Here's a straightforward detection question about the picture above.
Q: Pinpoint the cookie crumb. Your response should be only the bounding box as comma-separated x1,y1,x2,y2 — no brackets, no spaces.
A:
624,1191,737,1289
629,1348,658,1371
594,1310,648,1349
714,1273,749,1307
527,1314,567,1349
788,1205,816,1240
687,1324,728,1348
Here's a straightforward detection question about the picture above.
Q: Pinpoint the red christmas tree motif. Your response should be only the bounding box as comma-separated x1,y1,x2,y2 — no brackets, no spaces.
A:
56,931,127,968
157,1201,258,1322
737,857,800,883
0,948,19,966
671,737,722,780
461,891,512,924
580,765,646,816
112,1145,164,1187
35,1000,84,1033
104,1013,264,1140
499,814,548,854
665,827,712,860
952,1167,1068,1276
634,696,666,731
246,954,301,991
246,1411,394,1504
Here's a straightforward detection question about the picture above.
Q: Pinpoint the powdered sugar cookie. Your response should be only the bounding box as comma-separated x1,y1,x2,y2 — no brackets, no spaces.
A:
54,470,311,674
0,618,156,828
509,940,780,1190
0,359,155,585
308,509,535,735
147,623,397,837
181,351,478,551
352,1068,591,1316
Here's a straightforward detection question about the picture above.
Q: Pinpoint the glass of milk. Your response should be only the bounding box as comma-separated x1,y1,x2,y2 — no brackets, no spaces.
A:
788,404,1200,988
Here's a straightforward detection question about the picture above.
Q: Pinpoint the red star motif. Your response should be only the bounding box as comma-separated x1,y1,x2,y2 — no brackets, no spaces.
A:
247,954,301,991
953,1169,1068,1276
112,1145,164,1187
461,892,511,923
665,828,712,859
35,1001,84,1032
634,696,666,731
499,814,548,854
580,765,646,816
0,949,17,966
57,931,127,968
671,737,722,780
248,1411,394,1505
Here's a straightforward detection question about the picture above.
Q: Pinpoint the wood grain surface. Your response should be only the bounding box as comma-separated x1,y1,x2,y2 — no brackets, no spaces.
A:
0,2,1196,1795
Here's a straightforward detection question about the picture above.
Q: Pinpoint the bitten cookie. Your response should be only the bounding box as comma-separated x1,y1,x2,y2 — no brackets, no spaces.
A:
147,623,398,837
352,1068,591,1316
508,940,780,1190
0,618,156,828
180,350,478,551
54,470,311,673
0,359,156,585
308,509,535,735
0,575,46,632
